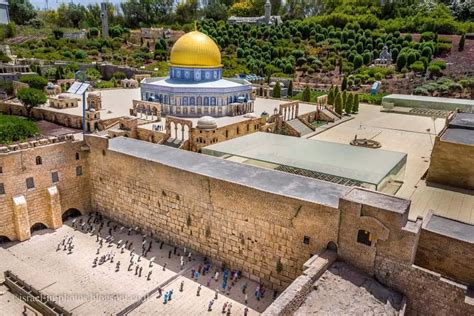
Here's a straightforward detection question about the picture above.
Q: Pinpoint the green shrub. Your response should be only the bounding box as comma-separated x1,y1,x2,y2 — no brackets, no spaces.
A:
0,114,39,144
411,61,425,73
428,64,442,76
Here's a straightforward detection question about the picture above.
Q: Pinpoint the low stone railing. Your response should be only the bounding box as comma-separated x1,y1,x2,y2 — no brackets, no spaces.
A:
0,134,75,154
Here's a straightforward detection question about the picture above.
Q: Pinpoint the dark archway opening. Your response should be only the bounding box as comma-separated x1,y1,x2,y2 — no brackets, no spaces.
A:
30,223,48,233
0,235,11,244
62,208,82,222
327,241,338,252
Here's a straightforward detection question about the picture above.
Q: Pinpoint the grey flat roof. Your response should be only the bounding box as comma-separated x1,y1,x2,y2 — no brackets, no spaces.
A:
442,113,474,145
449,113,474,129
425,214,474,243
108,137,350,208
201,133,407,185
442,129,474,145
344,188,410,214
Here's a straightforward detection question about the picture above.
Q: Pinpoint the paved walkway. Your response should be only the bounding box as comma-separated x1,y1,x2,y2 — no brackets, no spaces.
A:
0,215,275,315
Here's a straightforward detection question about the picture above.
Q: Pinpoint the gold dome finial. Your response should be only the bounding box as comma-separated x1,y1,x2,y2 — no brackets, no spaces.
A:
170,31,221,68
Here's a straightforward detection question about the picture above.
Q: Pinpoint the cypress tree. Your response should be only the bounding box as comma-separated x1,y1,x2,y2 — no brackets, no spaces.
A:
459,34,465,52
288,80,293,97
353,93,359,113
342,90,348,109
328,87,335,105
302,86,311,102
345,93,353,114
341,76,348,91
335,92,343,115
272,82,281,98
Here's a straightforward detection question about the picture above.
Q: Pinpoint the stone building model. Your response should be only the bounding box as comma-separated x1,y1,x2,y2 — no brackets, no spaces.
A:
140,31,254,117
0,135,473,315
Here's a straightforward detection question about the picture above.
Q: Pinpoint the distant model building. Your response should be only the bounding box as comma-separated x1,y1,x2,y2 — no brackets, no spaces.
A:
0,0,10,25
228,0,282,25
63,30,87,40
140,31,254,117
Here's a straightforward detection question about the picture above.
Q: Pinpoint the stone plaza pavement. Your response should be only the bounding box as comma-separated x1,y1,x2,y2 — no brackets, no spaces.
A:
0,215,274,315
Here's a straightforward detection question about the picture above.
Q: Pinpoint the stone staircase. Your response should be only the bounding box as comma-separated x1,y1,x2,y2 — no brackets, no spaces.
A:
320,108,340,122
163,138,184,148
287,118,314,137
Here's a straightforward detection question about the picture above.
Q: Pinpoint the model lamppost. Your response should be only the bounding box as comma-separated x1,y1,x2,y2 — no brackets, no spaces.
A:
67,71,90,134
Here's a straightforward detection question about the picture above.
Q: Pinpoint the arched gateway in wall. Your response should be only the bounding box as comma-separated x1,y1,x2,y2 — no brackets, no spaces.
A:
62,208,82,222
30,223,48,234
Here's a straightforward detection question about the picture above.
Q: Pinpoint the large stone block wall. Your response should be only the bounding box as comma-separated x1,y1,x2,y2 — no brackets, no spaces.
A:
427,138,474,190
375,256,474,315
415,224,474,285
87,140,340,289
0,141,91,241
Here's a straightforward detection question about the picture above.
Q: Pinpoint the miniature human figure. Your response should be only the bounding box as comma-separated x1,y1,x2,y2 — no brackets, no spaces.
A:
180,280,184,292
244,307,249,316
222,302,228,314
208,299,214,311
197,285,202,296
214,271,219,282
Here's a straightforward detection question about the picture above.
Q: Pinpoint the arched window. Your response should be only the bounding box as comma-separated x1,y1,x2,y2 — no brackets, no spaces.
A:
190,97,195,105
183,97,188,106
204,97,209,106
35,156,42,165
210,97,216,106
197,96,202,106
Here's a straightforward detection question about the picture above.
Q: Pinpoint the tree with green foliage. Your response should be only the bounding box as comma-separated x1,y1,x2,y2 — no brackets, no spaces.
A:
327,87,335,105
287,80,293,97
459,34,465,52
8,0,37,25
17,88,47,117
342,90,348,109
341,76,348,91
272,82,281,98
89,27,100,37
353,93,359,113
353,54,363,70
19,74,48,90
345,93,353,114
421,46,432,61
396,54,407,72
334,92,343,115
86,68,101,85
53,29,64,40
112,71,127,80
302,86,311,102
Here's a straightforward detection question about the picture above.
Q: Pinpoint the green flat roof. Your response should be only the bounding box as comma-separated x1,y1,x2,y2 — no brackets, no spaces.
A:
202,132,407,186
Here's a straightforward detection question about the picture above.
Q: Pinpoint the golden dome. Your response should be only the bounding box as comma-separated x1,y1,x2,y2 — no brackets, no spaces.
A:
170,31,221,68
